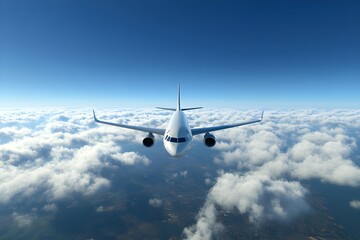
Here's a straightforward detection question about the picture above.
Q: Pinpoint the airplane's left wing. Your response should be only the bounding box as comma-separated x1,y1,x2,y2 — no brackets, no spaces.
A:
191,111,263,136
93,110,166,135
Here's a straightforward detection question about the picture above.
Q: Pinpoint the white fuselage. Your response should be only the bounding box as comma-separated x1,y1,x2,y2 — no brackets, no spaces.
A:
163,110,193,157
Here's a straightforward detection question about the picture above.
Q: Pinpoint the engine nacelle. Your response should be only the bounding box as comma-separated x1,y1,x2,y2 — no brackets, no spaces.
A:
204,132,216,147
142,133,155,147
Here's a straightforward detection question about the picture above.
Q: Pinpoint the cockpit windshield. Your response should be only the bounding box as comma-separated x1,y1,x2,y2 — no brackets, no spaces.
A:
164,135,187,143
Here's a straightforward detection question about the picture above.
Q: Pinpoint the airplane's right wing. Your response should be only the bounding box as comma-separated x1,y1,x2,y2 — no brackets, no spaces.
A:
93,110,166,135
191,111,263,136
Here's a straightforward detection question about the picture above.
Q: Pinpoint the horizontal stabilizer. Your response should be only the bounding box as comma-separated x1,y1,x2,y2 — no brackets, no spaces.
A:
182,107,203,111
156,107,177,111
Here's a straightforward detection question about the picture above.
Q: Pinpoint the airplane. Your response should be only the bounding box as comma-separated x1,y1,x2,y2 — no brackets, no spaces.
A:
93,84,263,158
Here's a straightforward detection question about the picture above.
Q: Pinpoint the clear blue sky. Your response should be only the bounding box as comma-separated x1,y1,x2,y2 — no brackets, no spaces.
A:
1,0,359,108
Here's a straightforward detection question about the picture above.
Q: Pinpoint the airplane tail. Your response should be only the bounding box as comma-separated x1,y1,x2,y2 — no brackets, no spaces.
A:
177,83,181,111
156,83,202,111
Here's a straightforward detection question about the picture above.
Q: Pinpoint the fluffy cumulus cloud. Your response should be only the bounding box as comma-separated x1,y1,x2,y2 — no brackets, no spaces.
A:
184,109,360,239
149,198,163,208
95,205,116,213
96,206,106,212
1,108,360,239
0,109,155,204
180,170,188,177
172,170,188,179
184,172,308,239
209,172,308,223
43,203,58,213
204,178,212,185
12,212,34,228
183,200,223,240
288,129,360,186
211,110,360,186
350,200,360,209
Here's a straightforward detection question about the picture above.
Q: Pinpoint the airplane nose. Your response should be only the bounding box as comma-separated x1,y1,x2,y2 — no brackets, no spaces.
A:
173,144,187,157
168,148,178,157
165,143,187,158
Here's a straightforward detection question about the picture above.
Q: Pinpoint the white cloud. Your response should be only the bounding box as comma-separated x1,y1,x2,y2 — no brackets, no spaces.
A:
287,130,360,186
0,109,154,204
0,126,32,137
12,212,33,228
204,178,212,185
149,198,163,208
183,200,223,240
43,203,58,213
2,108,360,239
172,170,188,179
95,205,115,213
350,200,360,209
184,109,360,239
211,110,360,187
184,172,309,239
180,170,188,177
211,172,308,223
96,206,105,212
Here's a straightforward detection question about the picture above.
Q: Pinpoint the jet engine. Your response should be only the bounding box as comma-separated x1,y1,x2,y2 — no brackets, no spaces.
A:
142,133,155,147
204,132,216,147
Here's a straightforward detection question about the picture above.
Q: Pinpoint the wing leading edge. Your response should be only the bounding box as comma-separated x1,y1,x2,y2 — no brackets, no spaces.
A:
93,110,166,135
191,111,264,136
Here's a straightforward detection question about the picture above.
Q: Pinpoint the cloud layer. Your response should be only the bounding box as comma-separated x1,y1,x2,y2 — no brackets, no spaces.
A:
183,109,360,239
0,109,153,204
1,108,360,239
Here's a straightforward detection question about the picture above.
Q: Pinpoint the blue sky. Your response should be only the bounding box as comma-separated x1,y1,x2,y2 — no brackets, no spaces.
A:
1,0,359,108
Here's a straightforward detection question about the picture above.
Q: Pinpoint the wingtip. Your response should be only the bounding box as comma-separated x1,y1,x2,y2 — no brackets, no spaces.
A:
260,110,264,120
92,109,98,122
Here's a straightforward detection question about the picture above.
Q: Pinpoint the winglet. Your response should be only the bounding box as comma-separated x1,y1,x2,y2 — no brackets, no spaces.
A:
93,110,99,122
260,111,264,121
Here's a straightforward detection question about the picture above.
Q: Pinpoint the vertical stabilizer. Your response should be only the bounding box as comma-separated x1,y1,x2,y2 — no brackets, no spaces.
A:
177,83,181,111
